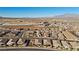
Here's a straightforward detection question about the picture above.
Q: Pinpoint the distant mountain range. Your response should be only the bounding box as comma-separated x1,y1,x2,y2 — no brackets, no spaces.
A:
53,14,79,20
0,14,79,20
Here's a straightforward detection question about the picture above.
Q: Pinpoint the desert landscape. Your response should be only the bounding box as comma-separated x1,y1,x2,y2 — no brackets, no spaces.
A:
0,14,79,51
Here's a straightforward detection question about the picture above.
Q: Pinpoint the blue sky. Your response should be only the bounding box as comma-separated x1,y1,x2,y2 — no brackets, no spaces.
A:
0,7,79,18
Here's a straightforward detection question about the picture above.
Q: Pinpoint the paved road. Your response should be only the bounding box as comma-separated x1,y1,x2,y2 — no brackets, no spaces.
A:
0,47,61,51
